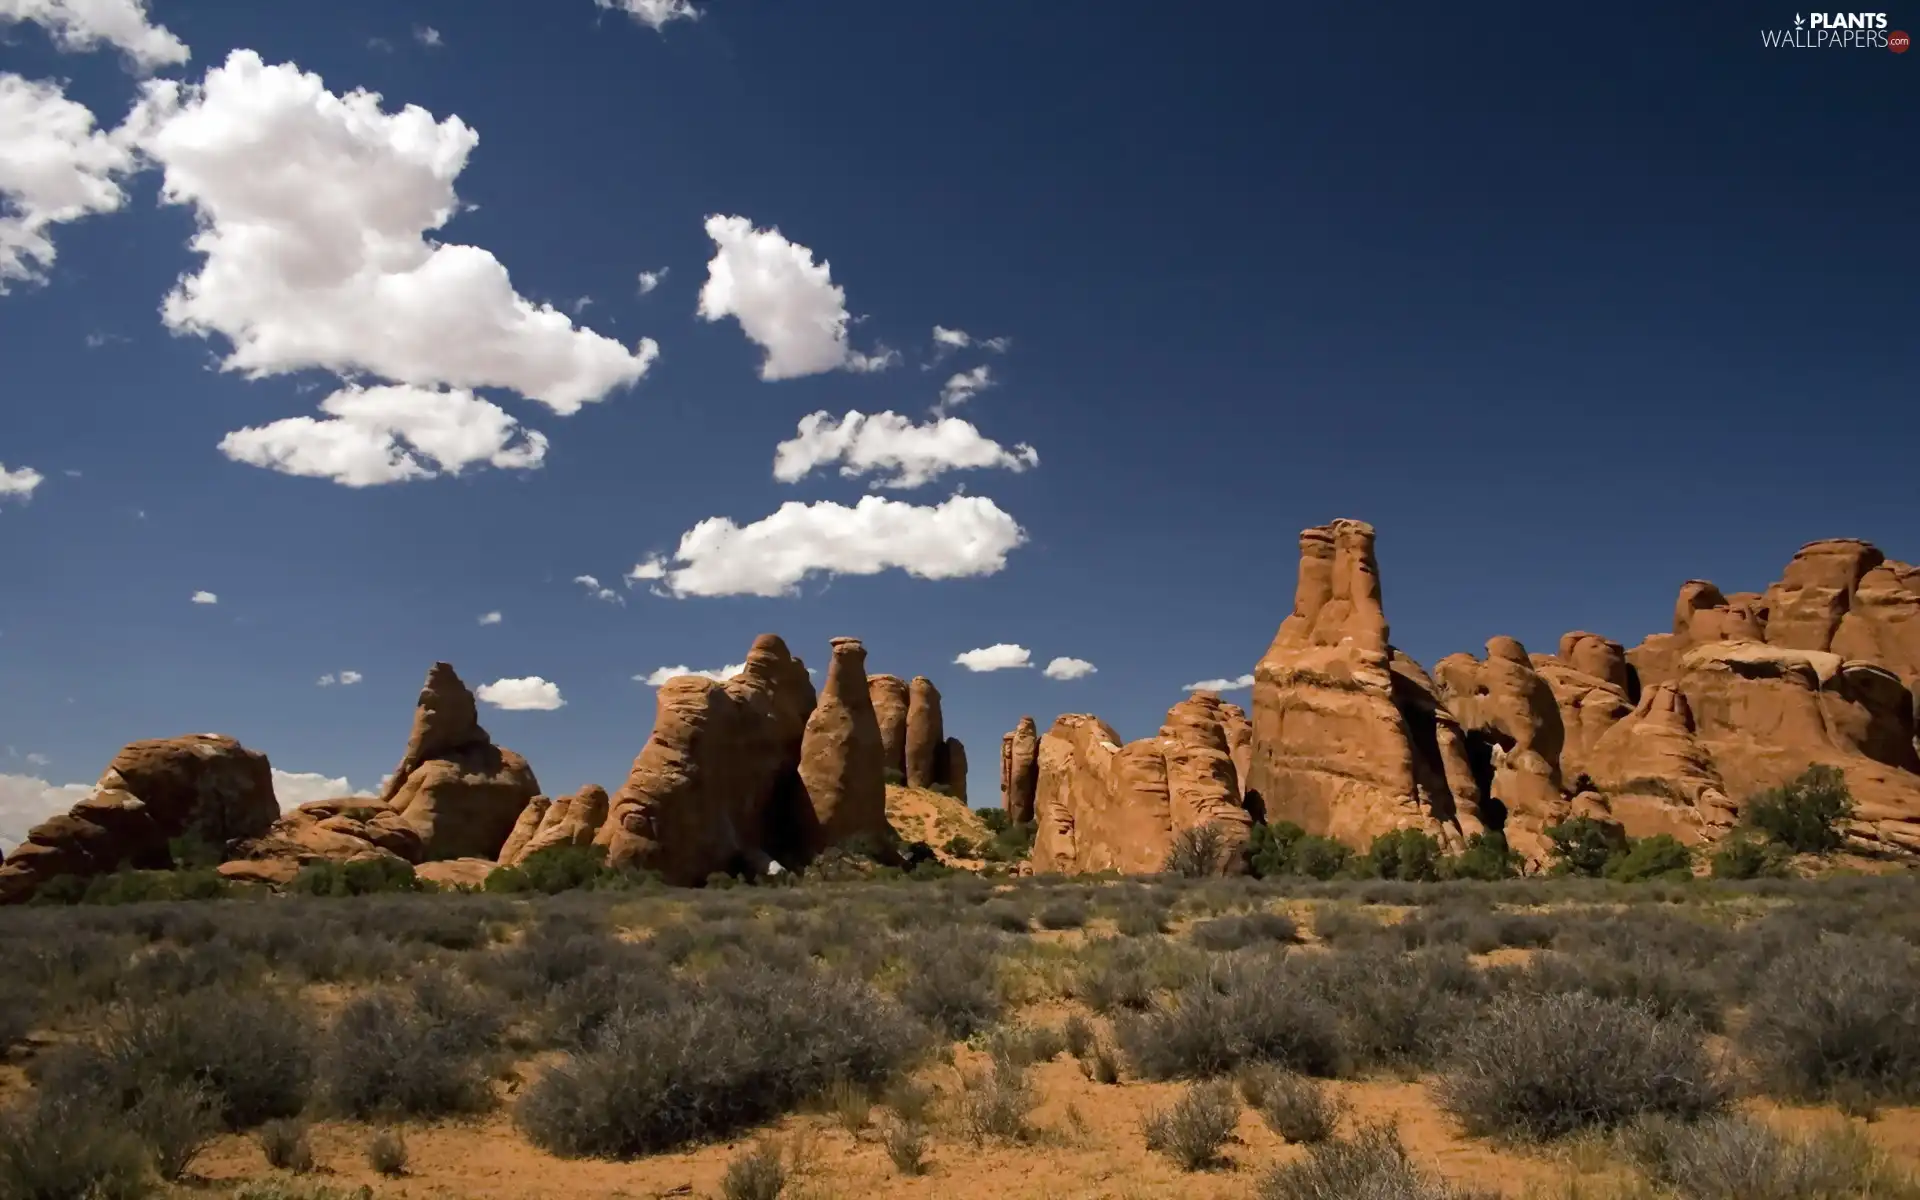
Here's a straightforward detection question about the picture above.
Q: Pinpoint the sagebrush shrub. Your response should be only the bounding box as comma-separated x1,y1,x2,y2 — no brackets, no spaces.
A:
516,963,923,1157
1257,1123,1494,1200
1738,935,1920,1102
1037,899,1090,929
0,1093,151,1200
896,930,1002,1038
366,1129,408,1177
1434,992,1729,1140
1506,948,1723,1032
720,1139,787,1200
1255,1070,1343,1144
1623,1113,1909,1200
1299,948,1487,1071
958,1057,1036,1143
881,1117,927,1176
1190,911,1298,952
126,1079,220,1181
318,991,493,1119
256,1119,315,1173
1116,955,1343,1080
1143,1080,1238,1170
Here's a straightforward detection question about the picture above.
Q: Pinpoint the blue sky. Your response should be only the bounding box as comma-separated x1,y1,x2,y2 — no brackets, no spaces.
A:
3,1,1916,841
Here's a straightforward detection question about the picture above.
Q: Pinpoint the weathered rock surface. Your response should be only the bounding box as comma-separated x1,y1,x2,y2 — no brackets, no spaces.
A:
415,858,499,889
905,677,945,788
944,737,968,803
497,796,551,866
1031,696,1251,875
219,798,420,883
797,638,889,857
600,634,818,885
1002,716,1040,823
1433,638,1570,859
506,785,609,865
1,735,279,903
869,675,911,780
379,663,542,861
1247,520,1485,851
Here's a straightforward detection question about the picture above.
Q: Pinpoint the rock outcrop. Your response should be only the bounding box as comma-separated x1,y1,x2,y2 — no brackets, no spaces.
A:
905,677,945,788
378,663,542,861
1002,716,1040,823
869,675,911,780
797,638,889,858
1,735,279,903
600,634,818,885
1246,520,1485,851
504,785,609,865
944,737,968,803
1031,695,1252,875
1433,638,1570,859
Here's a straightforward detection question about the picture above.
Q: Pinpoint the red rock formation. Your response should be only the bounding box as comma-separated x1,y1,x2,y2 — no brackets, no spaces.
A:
498,796,551,866
1,735,279,903
378,663,542,861
1433,637,1571,859
797,638,889,857
905,677,945,788
1247,520,1485,851
1582,683,1733,843
868,674,911,780
944,737,968,803
1002,716,1039,823
600,634,816,885
507,785,610,865
1031,696,1251,875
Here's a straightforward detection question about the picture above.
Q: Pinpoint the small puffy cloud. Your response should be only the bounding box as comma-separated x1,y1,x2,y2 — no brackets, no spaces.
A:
126,50,658,414
0,74,137,292
219,384,549,487
631,493,1026,598
930,325,1010,358
595,0,701,30
191,590,217,604
635,662,744,686
477,610,502,625
636,267,666,294
954,643,1032,672
1044,656,1097,681
573,574,622,604
937,365,993,411
23,752,49,767
697,214,895,380
0,463,44,500
0,772,92,849
317,670,362,686
773,410,1038,490
414,25,442,47
1185,674,1254,692
270,767,355,807
0,0,191,70
475,676,565,711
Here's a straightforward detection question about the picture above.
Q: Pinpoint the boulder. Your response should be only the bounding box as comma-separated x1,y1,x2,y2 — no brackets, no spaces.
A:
379,663,543,861
1002,716,1040,823
600,634,816,885
797,638,889,857
0,735,278,904
508,785,609,865
868,674,911,780
1247,520,1484,852
905,677,945,788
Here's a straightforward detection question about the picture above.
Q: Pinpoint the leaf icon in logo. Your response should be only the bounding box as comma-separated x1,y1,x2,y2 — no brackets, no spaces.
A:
1794,12,1805,25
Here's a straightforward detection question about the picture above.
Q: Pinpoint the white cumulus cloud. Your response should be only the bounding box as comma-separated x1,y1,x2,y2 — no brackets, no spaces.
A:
190,590,217,604
937,364,994,412
414,25,442,47
631,493,1026,599
219,384,548,487
635,662,744,686
955,643,1032,672
595,0,701,30
1185,674,1254,692
0,772,92,849
0,74,136,293
477,610,502,625
772,410,1038,490
636,267,666,294
573,574,622,604
930,325,1009,358
271,767,356,807
1044,656,1097,681
125,50,658,414
476,676,565,711
0,0,190,70
316,670,362,687
0,463,44,500
697,214,895,380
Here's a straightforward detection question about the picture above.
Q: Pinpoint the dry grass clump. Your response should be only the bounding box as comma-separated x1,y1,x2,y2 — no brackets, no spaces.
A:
1143,1079,1240,1170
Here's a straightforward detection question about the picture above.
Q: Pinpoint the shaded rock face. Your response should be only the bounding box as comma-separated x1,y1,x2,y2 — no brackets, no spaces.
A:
905,677,945,788
1,735,279,903
1433,638,1570,859
944,737,968,804
1031,696,1251,876
505,785,609,865
1247,520,1485,852
797,638,889,858
601,634,818,885
868,674,911,780
1001,716,1040,824
379,663,542,862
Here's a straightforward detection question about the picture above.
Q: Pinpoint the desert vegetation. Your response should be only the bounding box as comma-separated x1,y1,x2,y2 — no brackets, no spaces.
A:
8,823,1920,1199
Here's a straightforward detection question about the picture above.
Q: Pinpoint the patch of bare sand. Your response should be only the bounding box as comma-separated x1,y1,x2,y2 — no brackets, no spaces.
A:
886,784,989,858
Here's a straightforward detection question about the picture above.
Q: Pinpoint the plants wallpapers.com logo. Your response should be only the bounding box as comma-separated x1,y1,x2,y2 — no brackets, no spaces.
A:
1761,11,1910,48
